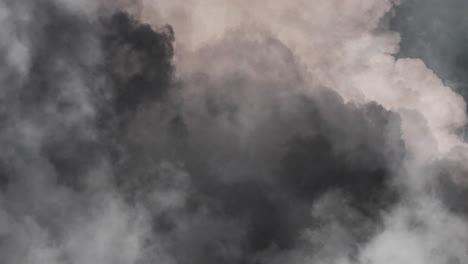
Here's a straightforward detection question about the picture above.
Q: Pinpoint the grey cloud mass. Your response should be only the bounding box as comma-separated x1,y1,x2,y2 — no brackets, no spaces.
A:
0,0,467,264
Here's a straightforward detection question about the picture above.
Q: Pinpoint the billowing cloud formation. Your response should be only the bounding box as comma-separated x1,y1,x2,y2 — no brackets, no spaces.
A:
1,0,468,263
392,0,468,101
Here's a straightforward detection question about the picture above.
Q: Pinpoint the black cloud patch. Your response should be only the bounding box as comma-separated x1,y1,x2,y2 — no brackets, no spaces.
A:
111,32,406,262
101,11,174,115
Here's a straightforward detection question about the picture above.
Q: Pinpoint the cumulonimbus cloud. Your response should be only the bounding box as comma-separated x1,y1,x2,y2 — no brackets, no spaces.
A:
0,0,467,263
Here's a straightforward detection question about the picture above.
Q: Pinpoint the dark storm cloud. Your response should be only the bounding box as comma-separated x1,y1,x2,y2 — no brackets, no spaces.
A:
0,1,175,263
0,0,439,264
0,1,174,192
107,30,406,263
101,11,174,115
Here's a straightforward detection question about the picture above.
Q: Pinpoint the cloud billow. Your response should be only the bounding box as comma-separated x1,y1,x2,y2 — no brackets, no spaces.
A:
0,0,467,264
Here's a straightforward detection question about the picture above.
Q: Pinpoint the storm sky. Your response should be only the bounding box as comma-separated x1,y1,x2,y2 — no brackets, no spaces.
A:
0,0,468,263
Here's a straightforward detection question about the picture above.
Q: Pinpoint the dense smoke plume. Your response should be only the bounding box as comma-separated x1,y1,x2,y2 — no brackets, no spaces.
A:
0,0,467,263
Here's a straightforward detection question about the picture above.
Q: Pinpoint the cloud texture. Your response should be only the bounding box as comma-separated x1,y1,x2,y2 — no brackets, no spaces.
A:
0,0,467,263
